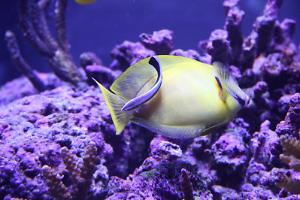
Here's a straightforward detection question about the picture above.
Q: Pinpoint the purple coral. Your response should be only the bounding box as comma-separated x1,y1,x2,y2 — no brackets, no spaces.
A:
207,29,231,64
0,84,114,200
139,29,173,54
5,0,85,88
211,119,250,184
80,52,120,86
250,120,281,168
110,41,154,70
224,4,245,65
276,93,300,137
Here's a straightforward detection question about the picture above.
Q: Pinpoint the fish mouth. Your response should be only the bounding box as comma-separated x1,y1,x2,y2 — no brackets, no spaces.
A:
233,95,245,106
233,94,252,107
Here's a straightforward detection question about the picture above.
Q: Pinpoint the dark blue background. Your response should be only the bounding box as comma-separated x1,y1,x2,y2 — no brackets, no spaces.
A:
0,0,299,85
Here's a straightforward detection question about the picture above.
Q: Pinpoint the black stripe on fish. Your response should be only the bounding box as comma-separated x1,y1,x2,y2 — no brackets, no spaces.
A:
121,56,163,111
215,76,223,91
149,56,160,71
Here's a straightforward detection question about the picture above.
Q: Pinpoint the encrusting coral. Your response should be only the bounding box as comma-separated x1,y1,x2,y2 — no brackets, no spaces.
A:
0,85,114,200
1,0,300,199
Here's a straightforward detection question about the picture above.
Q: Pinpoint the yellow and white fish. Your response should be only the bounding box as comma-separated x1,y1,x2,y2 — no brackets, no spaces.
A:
94,55,250,139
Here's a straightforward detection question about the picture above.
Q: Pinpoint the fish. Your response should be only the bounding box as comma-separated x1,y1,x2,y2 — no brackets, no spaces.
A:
75,0,96,5
94,55,251,139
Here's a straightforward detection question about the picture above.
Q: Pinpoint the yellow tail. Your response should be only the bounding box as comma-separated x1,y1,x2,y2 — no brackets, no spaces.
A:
93,78,131,135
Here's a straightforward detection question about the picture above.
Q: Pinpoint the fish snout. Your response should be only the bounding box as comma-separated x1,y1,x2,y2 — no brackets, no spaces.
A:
233,93,252,108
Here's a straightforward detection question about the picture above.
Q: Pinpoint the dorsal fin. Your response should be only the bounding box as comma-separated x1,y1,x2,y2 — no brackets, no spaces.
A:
121,56,162,111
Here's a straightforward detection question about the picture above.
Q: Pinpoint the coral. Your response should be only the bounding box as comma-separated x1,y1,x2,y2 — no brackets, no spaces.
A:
241,32,257,69
240,183,276,199
0,85,113,200
211,119,250,185
224,1,244,65
139,29,173,54
0,74,61,106
276,93,300,137
42,143,101,200
102,124,153,178
42,165,72,200
110,41,154,70
5,0,85,88
80,52,120,86
5,31,46,91
273,19,297,56
277,133,300,194
180,169,194,200
207,29,231,64
211,185,239,199
250,120,281,168
188,135,211,160
105,137,212,200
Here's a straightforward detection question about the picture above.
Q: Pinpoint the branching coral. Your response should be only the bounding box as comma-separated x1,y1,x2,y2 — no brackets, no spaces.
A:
277,94,300,194
5,0,85,89
224,1,244,65
207,29,230,64
5,31,47,92
276,93,300,137
43,143,101,200
42,165,72,200
278,133,300,194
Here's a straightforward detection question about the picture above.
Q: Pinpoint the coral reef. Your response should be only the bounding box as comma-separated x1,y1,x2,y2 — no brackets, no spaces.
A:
0,85,113,200
1,0,300,199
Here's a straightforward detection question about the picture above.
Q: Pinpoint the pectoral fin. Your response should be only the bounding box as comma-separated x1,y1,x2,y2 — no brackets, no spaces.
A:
121,56,163,111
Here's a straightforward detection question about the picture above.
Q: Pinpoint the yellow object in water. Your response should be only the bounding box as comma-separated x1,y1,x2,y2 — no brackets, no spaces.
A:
94,55,250,139
75,0,96,5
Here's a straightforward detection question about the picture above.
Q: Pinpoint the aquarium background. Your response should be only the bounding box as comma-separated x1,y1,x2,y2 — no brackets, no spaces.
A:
0,0,299,85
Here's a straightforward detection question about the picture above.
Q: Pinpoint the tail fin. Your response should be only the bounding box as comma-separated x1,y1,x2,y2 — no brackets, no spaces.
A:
93,78,131,135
